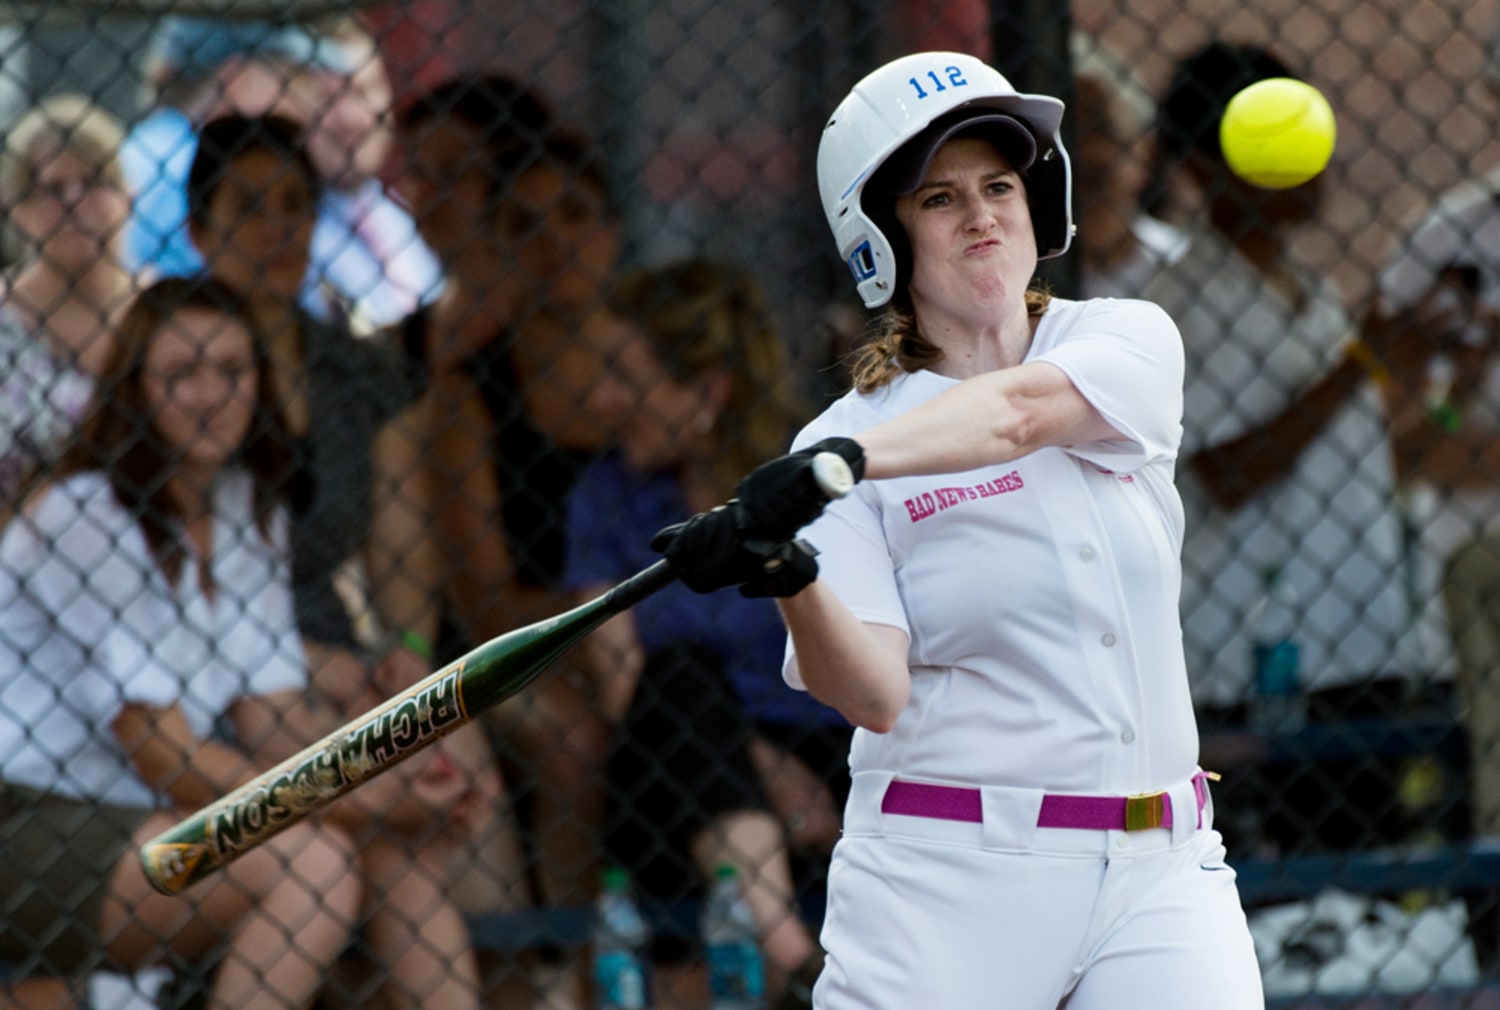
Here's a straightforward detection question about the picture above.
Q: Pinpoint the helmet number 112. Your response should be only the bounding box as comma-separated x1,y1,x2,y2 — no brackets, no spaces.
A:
909,68,970,99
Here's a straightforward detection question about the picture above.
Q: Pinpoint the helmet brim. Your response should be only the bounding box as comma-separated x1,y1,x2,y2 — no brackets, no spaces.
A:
869,110,1039,197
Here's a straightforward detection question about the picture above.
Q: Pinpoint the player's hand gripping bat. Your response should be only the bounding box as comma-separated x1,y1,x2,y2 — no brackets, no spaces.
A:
139,449,858,895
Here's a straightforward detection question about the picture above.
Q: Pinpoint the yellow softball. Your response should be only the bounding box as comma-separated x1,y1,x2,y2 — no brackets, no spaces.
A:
1219,77,1336,189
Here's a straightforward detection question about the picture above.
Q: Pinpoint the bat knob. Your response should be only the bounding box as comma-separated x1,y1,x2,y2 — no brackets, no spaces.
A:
811,452,855,499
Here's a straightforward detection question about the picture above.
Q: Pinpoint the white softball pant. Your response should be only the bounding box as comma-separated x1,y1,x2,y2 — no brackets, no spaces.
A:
813,772,1265,1010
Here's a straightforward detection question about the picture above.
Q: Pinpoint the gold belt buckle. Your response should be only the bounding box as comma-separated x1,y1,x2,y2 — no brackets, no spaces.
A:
1124,791,1168,831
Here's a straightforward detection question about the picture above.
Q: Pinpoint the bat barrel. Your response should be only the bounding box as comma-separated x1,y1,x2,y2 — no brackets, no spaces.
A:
139,561,677,896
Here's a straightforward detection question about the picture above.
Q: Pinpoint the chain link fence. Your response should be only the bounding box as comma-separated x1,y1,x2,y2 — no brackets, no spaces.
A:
2,0,1500,1007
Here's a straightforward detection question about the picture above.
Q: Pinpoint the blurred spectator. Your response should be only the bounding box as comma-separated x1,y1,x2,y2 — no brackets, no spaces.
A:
186,112,443,707
122,17,327,276
569,258,851,1007
291,16,443,333
1,275,483,1009
394,74,553,373
122,16,438,330
441,125,626,923
1375,235,1500,832
399,85,613,835
208,101,498,985
0,95,136,502
185,119,501,997
409,123,621,625
396,79,621,1006
1370,20,1500,964
1069,43,1186,298
0,277,365,1009
1141,41,1441,853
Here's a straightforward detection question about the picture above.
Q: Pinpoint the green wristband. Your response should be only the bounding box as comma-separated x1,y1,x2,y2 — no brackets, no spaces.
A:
401,628,434,661
1429,400,1464,433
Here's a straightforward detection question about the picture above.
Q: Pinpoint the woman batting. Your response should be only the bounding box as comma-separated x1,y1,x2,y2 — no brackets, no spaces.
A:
654,50,1265,1009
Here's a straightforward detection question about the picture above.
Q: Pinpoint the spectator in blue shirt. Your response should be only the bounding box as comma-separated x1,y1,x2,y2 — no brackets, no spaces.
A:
121,16,439,330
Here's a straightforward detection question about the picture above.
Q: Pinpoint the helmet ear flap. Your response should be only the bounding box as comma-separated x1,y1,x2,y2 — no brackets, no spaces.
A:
1026,150,1073,256
859,154,913,305
861,192,911,306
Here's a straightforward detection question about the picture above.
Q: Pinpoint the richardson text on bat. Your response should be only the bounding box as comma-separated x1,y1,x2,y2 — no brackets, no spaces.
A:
206,671,465,858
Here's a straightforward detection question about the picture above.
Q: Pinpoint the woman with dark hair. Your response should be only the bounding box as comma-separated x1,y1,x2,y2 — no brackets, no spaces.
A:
0,277,364,1009
187,113,446,726
393,73,556,375
398,77,626,910
394,78,633,1004
185,115,486,1008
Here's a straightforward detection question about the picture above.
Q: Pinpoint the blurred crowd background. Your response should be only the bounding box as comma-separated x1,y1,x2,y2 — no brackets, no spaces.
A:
4,0,1500,1007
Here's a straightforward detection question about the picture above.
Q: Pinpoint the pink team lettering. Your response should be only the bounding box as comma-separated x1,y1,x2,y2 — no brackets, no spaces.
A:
903,470,1024,523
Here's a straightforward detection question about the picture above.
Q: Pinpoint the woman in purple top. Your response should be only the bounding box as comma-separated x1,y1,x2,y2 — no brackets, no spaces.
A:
566,258,849,1006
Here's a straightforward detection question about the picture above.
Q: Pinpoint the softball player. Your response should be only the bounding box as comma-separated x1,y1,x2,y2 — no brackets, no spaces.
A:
655,51,1264,1009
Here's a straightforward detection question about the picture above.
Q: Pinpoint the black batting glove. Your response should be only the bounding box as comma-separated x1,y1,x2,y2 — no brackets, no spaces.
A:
737,538,820,599
652,509,820,598
733,437,867,542
652,507,766,593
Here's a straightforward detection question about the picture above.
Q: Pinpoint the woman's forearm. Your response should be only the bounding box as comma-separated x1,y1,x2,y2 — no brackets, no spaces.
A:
855,363,1117,479
777,581,910,733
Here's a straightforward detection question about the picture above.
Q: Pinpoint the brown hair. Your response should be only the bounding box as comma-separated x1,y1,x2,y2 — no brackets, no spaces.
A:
48,276,297,584
608,258,809,497
846,286,1053,393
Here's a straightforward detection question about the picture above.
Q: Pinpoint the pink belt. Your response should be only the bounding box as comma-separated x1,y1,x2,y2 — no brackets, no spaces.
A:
880,772,1218,832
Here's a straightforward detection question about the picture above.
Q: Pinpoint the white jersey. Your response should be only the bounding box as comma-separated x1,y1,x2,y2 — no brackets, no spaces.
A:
0,470,306,807
785,296,1200,795
1143,222,1416,705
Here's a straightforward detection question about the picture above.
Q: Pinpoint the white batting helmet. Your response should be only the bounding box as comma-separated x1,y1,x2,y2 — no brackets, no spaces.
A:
817,51,1074,308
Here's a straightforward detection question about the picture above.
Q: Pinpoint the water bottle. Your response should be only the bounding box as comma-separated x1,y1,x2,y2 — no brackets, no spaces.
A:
1248,567,1307,733
701,864,765,1010
593,866,649,1010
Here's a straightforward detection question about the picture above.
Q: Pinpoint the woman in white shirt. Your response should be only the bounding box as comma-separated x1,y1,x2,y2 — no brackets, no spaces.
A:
0,277,476,1009
653,52,1263,1010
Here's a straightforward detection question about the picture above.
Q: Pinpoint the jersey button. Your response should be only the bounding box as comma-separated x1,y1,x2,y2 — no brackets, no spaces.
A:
1079,546,1096,562
1121,728,1136,744
1101,632,1117,647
